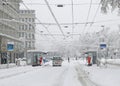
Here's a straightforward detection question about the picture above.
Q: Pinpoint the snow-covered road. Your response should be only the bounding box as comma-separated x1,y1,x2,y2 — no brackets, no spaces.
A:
0,60,120,86
0,61,82,86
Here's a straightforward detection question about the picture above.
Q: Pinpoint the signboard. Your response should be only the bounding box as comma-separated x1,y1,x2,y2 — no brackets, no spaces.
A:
7,42,14,51
100,43,107,49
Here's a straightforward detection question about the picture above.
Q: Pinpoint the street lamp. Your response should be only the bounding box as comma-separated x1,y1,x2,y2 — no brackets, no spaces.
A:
57,5,64,7
64,26,68,28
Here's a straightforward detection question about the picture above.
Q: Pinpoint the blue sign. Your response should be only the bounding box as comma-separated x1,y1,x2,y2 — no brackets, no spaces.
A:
7,44,14,51
100,44,106,49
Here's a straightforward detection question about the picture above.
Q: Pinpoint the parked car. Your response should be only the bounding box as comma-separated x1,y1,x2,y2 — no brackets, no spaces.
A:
19,58,27,66
52,56,63,66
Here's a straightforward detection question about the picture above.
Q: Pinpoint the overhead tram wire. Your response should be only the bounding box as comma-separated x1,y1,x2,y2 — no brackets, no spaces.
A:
44,0,65,37
90,0,101,27
79,0,93,40
36,30,49,40
36,27,51,40
27,0,57,40
37,33,82,36
71,0,74,38
28,0,56,40
21,2,56,40
35,18,120,25
35,22,94,25
19,3,99,6
30,0,56,40
36,18,56,40
83,0,93,33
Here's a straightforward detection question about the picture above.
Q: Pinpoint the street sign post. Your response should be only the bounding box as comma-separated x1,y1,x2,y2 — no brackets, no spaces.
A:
7,42,14,68
99,43,107,67
7,42,14,51
100,43,107,49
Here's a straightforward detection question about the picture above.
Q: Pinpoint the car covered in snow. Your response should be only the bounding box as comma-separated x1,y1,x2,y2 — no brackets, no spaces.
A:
52,56,63,66
19,58,27,66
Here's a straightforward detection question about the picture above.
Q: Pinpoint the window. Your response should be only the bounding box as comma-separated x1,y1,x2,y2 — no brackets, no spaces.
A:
19,18,22,21
32,41,35,48
19,32,21,37
19,26,21,30
21,18,24,22
25,25,27,30
25,10,27,14
25,18,27,22
27,41,31,48
29,33,31,39
25,42,27,48
22,32,24,37
21,10,24,14
29,18,31,22
32,27,34,30
32,34,34,39
22,25,24,30
32,18,34,22
29,24,32,30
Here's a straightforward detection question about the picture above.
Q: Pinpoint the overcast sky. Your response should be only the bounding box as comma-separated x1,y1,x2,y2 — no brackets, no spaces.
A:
21,0,120,51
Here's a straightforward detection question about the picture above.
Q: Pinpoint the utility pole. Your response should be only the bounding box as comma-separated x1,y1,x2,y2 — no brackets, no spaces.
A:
0,36,1,64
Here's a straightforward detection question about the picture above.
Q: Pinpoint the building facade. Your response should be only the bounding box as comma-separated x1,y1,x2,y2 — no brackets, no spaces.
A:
0,0,23,64
19,10,36,58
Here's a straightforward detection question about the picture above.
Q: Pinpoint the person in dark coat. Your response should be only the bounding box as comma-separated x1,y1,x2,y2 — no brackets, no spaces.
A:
39,57,43,66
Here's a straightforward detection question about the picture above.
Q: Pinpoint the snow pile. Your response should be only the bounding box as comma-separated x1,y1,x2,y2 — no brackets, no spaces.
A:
107,59,120,65
78,59,120,86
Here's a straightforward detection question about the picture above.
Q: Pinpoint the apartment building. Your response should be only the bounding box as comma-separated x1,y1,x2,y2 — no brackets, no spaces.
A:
19,10,36,58
0,0,22,64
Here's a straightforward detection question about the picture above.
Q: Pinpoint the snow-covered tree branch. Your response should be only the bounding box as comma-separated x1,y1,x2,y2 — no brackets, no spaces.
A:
101,0,120,14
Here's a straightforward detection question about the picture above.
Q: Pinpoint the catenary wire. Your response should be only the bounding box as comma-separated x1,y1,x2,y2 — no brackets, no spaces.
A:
21,2,56,40
71,0,74,38
82,0,93,33
44,0,65,37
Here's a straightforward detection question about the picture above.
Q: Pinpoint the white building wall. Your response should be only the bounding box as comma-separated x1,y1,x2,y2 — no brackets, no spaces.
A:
19,10,36,57
0,0,22,64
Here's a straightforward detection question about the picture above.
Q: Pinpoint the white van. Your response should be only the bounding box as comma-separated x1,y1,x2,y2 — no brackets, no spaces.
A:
52,56,63,66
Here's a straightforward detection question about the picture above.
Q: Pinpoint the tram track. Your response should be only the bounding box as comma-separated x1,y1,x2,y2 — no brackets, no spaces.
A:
75,63,99,86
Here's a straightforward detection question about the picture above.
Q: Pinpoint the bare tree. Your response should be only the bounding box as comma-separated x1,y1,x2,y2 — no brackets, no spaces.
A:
101,0,120,14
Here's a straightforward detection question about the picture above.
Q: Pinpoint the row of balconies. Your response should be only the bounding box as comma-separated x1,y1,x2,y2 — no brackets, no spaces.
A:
18,30,35,37
0,19,19,31
0,26,18,38
0,0,19,19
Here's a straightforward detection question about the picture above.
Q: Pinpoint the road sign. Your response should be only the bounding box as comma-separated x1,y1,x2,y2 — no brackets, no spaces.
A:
100,43,107,49
7,42,14,51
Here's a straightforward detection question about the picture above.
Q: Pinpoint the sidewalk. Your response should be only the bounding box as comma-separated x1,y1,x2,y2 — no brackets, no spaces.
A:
0,66,34,79
0,63,16,69
78,59,120,86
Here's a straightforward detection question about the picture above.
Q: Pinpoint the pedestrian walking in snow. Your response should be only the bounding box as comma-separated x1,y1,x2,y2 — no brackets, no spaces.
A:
39,57,43,66
68,57,70,63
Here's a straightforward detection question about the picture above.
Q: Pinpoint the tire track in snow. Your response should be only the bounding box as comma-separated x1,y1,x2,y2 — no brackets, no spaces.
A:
52,66,69,86
0,69,33,80
0,66,43,80
75,63,99,86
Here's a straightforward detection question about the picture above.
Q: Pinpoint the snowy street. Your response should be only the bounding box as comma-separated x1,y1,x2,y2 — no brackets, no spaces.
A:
0,60,120,86
0,61,82,86
1,0,120,86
